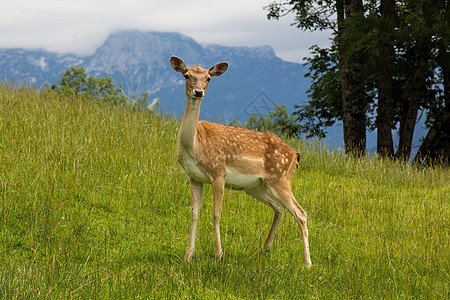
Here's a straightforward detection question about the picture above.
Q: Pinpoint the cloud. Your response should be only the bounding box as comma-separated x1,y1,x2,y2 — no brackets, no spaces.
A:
0,0,331,62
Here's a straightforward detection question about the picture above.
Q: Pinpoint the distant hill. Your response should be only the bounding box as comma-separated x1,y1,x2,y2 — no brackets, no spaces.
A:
0,30,310,124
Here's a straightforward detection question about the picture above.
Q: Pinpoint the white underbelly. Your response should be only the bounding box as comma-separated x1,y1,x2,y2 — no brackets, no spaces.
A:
180,151,264,189
225,167,263,190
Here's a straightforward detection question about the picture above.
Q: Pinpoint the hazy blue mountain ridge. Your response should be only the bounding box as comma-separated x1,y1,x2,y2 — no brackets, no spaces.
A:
0,31,310,123
0,48,82,85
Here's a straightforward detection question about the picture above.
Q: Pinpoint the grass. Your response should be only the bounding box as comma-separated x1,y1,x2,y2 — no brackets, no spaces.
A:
0,84,449,299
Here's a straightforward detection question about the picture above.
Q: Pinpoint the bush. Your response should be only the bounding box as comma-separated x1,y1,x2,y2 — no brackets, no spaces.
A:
53,66,157,111
231,104,300,139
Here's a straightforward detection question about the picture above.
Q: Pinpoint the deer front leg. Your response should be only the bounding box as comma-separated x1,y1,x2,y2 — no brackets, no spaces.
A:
184,178,203,262
212,177,225,260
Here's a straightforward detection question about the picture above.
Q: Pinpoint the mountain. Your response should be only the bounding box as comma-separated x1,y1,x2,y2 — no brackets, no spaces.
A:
0,30,431,153
0,48,82,87
0,30,310,124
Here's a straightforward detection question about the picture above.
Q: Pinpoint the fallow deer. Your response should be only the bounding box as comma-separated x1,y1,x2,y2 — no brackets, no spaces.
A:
170,56,311,268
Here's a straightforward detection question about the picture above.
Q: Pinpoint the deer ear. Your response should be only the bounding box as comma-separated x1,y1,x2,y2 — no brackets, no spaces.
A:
170,56,187,74
209,62,228,77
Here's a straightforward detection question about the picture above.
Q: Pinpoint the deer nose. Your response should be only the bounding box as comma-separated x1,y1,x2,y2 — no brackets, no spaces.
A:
194,90,204,97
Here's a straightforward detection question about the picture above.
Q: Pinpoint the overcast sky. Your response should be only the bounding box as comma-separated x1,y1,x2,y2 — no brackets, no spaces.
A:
1,0,332,63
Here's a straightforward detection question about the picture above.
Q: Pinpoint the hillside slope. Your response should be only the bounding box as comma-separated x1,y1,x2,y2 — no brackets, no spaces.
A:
1,85,448,298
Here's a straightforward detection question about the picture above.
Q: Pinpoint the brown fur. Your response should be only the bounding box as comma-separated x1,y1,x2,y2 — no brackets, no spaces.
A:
195,121,298,181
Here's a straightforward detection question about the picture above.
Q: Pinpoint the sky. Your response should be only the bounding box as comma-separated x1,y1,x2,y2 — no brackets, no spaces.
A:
1,0,332,63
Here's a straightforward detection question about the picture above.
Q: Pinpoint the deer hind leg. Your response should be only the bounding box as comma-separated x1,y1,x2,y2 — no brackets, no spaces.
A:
184,178,203,262
270,184,312,269
263,209,284,252
245,187,285,252
212,177,225,260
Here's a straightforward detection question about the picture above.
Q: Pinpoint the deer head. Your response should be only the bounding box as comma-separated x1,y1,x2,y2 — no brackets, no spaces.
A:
170,56,228,99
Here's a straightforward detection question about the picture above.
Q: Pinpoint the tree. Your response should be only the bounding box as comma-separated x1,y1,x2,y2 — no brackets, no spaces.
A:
376,0,397,156
408,0,450,164
267,0,367,156
337,0,367,156
245,104,300,139
54,66,153,111
56,66,127,106
266,0,450,164
293,45,342,139
413,14,450,164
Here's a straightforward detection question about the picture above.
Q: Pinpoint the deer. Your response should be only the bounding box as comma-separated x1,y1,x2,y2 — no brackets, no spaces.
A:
170,56,312,269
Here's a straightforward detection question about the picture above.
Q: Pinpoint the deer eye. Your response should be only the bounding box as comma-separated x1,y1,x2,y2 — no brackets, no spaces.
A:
183,74,190,80
206,77,211,82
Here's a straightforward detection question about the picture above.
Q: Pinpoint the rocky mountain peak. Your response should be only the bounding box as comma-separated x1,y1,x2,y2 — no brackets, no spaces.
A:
0,30,308,122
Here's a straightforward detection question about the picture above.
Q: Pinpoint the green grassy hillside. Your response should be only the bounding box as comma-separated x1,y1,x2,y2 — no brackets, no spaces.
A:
1,84,449,298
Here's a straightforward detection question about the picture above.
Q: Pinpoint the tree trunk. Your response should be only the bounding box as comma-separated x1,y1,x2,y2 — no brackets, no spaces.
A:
341,61,367,155
396,50,429,160
376,0,396,157
338,0,366,156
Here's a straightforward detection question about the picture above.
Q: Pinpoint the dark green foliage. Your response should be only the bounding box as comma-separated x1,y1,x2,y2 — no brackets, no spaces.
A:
294,45,342,139
265,0,450,162
265,0,337,31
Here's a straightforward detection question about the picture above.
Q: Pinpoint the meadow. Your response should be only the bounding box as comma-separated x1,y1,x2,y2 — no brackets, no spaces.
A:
0,84,449,299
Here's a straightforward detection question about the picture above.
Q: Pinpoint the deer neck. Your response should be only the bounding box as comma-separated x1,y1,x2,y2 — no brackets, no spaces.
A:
179,96,201,151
